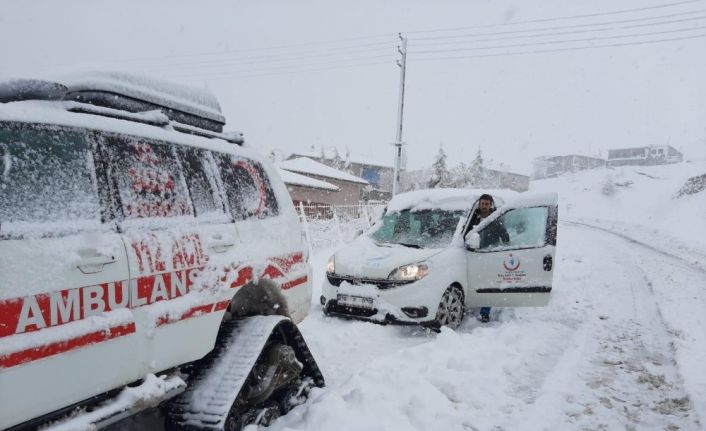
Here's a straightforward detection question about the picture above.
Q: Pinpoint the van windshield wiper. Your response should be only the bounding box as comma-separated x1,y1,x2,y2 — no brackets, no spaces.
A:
397,242,422,249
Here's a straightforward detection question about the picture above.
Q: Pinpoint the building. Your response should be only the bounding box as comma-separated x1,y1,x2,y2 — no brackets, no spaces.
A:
607,145,683,167
532,154,606,179
278,157,369,206
278,168,340,207
287,151,394,201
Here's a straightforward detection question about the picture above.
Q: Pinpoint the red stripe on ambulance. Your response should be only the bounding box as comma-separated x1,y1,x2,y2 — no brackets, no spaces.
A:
0,323,136,369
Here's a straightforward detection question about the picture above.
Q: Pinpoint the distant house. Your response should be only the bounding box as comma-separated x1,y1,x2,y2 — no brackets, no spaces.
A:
278,157,368,206
607,145,683,167
532,155,606,179
287,151,394,201
278,168,340,209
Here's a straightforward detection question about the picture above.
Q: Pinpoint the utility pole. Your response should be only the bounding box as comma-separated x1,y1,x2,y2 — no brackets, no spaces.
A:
392,33,407,197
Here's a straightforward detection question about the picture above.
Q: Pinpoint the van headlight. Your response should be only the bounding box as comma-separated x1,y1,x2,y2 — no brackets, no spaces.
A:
388,263,429,281
326,256,335,274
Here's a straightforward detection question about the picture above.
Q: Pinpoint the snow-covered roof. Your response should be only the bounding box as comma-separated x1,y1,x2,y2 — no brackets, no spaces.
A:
60,71,225,125
278,168,340,191
387,188,517,213
278,157,369,185
291,150,392,168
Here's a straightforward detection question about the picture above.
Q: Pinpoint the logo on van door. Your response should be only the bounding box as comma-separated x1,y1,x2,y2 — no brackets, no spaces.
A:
503,254,521,272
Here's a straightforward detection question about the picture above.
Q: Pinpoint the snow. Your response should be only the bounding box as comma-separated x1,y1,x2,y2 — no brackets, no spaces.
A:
265,160,706,431
44,374,185,431
62,101,170,125
385,188,516,213
290,149,393,169
59,71,225,124
278,157,369,185
278,168,340,191
530,161,706,267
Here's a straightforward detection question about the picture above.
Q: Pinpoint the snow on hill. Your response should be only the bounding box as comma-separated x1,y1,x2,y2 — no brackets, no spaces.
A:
530,160,706,268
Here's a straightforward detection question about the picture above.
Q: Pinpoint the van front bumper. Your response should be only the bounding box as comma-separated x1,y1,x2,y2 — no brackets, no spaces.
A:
320,274,441,326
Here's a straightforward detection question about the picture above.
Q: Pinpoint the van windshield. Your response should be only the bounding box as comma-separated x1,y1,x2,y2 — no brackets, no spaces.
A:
370,209,466,249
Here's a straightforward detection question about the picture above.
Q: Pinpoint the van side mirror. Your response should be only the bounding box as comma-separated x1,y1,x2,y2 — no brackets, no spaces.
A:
465,232,481,250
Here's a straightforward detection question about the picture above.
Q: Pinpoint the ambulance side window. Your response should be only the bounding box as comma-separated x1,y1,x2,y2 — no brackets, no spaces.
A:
0,123,101,238
176,147,227,221
213,153,278,220
102,136,192,220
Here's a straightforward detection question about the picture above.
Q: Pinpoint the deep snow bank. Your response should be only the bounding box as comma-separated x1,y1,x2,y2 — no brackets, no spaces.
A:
530,160,706,265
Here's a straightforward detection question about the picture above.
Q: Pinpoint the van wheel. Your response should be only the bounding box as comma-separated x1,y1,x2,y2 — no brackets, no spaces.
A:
434,286,464,329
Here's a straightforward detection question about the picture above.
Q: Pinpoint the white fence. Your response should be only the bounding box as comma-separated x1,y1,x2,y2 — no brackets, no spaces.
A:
297,203,386,222
297,203,387,252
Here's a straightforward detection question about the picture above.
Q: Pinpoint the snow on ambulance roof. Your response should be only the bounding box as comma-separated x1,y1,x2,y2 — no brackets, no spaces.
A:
277,168,340,191
386,188,518,213
59,71,225,125
278,157,369,185
0,100,253,161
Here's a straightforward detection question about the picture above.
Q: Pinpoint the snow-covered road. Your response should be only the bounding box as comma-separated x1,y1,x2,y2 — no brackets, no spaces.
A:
270,223,705,431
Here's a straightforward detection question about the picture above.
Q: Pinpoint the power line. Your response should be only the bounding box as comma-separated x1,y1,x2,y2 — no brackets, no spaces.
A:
179,60,393,82
139,43,398,74
166,23,705,82
409,8,706,44
407,32,706,62
143,9,706,76
168,53,397,81
409,23,706,55
139,6,706,78
403,0,705,35
409,15,706,50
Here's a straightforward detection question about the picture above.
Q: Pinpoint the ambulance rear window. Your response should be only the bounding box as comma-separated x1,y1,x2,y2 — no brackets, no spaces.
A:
0,123,101,237
214,153,278,220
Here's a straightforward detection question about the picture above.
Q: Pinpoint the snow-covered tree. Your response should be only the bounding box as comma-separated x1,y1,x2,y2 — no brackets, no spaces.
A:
467,146,486,187
343,147,353,174
448,163,469,188
332,147,343,170
427,144,451,188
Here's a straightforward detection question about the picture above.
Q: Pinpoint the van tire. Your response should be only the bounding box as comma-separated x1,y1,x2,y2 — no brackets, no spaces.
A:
434,286,465,329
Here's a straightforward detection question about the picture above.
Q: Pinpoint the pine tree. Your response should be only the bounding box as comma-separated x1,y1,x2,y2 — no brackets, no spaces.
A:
343,147,353,173
428,144,451,188
332,147,343,170
468,146,485,187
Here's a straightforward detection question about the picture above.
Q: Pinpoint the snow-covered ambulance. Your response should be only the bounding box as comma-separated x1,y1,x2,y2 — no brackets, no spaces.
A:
322,189,558,327
0,73,322,431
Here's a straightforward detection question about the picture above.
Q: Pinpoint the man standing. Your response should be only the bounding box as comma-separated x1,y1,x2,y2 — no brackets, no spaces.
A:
465,193,507,323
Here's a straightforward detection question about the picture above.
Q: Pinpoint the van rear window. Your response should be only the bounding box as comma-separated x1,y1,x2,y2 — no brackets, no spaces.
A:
0,124,101,236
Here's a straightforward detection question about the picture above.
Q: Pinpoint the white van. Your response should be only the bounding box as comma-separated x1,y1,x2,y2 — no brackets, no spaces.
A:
321,188,558,327
0,73,321,431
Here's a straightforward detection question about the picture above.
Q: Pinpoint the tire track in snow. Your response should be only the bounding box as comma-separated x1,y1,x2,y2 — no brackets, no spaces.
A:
562,220,706,275
517,223,702,430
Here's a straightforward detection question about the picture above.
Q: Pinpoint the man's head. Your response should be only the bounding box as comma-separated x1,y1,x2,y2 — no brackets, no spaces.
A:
478,194,494,217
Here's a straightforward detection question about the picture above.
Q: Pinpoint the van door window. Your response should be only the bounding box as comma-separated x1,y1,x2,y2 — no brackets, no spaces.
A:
214,154,278,220
479,207,548,250
176,147,227,221
0,124,100,237
104,136,192,220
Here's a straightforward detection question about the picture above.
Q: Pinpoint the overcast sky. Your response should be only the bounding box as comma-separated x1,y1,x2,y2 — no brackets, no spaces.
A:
1,0,705,174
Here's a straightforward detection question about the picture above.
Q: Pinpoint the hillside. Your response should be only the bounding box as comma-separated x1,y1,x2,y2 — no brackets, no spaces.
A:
531,161,706,268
